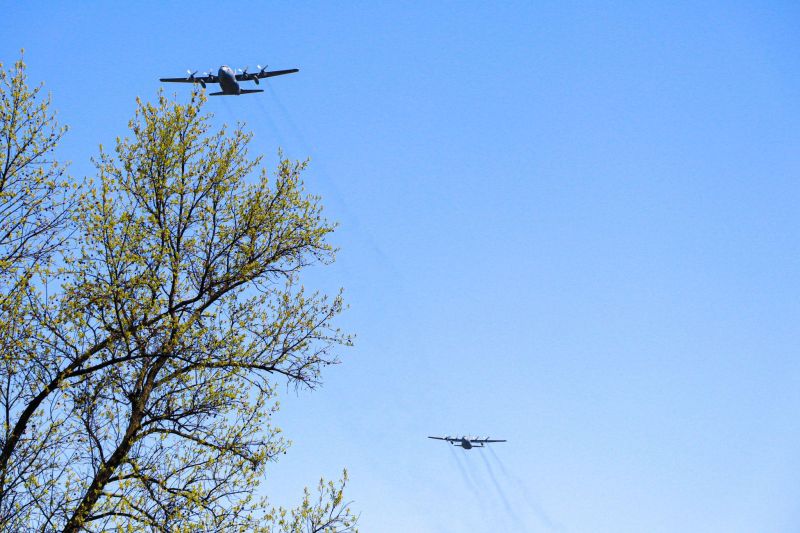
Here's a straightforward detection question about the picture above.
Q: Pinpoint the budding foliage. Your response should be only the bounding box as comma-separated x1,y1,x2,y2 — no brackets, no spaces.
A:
0,58,357,532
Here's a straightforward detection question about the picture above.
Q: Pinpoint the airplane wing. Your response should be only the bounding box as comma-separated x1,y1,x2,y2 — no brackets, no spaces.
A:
428,436,458,442
160,74,217,84
470,438,506,443
237,68,299,82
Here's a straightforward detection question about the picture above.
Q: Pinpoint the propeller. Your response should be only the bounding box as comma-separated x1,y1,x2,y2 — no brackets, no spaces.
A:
186,70,206,88
254,64,269,84
239,65,263,85
238,66,262,84
238,66,251,77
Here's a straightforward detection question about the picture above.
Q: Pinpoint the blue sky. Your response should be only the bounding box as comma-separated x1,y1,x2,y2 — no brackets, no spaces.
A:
3,1,800,531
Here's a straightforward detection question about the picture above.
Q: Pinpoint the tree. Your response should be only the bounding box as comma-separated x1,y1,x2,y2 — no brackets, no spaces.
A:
0,57,357,532
0,53,74,530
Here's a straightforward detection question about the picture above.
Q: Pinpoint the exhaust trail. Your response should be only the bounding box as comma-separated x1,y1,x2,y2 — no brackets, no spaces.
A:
253,94,287,149
487,446,562,531
448,445,491,521
219,96,237,126
458,449,481,488
479,450,528,531
449,445,477,494
266,83,310,152
265,84,402,285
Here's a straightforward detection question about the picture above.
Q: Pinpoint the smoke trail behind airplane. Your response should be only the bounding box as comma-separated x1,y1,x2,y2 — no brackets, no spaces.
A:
448,443,500,529
266,83,309,154
479,449,529,531
448,443,475,491
487,445,562,531
266,83,400,283
253,94,286,148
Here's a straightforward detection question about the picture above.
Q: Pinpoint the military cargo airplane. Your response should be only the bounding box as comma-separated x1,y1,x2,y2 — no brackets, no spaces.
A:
159,64,298,96
428,435,507,449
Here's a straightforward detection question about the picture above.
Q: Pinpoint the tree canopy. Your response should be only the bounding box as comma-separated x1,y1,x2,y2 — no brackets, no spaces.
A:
0,55,357,532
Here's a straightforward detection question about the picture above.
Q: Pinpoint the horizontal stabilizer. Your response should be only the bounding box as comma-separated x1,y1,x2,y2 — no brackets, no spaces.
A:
208,90,265,96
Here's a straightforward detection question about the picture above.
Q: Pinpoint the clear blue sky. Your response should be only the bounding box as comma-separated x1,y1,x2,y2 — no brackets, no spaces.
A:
3,2,799,531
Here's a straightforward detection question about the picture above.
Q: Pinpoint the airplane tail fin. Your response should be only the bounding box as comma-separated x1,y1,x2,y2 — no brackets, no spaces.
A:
208,91,226,96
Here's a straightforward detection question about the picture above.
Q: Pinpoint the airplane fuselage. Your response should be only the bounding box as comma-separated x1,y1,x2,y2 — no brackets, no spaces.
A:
217,65,240,95
460,438,473,449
